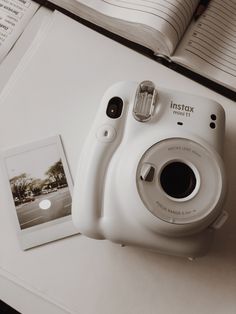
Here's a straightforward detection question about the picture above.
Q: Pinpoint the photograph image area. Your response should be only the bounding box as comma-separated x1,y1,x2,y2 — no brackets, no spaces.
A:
5,139,72,230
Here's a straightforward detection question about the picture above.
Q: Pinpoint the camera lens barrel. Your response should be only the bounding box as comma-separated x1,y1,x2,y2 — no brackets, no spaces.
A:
160,161,196,199
136,138,225,227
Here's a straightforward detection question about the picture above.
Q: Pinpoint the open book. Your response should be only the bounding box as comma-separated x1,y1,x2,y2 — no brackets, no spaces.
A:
0,0,40,63
34,0,236,100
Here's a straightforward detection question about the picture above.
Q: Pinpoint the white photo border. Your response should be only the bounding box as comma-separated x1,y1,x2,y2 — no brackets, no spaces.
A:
1,135,78,250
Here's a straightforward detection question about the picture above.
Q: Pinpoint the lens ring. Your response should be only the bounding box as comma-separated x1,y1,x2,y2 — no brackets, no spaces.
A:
136,138,223,225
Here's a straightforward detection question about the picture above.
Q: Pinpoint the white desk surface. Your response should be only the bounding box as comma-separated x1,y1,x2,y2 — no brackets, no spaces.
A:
0,9,236,314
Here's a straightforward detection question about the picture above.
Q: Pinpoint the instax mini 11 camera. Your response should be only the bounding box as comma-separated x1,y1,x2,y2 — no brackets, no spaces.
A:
72,81,228,258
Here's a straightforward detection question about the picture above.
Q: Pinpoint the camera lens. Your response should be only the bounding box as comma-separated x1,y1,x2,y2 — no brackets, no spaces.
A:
160,162,196,199
106,97,123,119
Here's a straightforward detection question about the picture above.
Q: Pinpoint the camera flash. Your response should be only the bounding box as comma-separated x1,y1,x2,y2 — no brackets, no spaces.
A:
133,81,158,122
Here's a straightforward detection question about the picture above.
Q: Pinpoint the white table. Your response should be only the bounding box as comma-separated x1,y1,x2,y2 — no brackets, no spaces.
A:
0,9,236,314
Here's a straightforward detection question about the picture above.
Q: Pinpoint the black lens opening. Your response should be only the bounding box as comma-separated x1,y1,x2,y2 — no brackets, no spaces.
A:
106,97,123,119
160,162,196,199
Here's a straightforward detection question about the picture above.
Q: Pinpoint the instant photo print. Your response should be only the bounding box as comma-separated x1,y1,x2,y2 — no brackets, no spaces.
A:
2,135,78,250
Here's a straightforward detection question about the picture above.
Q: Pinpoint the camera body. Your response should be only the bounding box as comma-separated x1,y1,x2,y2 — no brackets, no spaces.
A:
72,81,227,258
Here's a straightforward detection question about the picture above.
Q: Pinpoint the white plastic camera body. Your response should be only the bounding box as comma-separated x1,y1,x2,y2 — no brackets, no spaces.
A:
72,81,227,258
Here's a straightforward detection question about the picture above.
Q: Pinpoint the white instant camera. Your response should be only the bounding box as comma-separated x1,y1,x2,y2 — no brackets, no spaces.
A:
72,81,228,258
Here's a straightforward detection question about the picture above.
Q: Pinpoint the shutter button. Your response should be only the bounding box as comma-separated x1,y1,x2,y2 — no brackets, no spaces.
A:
96,124,116,142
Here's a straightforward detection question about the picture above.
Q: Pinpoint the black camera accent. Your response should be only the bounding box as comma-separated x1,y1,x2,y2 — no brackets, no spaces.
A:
160,162,196,199
106,97,123,119
210,122,216,129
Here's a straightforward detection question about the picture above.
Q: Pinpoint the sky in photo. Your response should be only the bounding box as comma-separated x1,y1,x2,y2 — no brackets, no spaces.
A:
6,143,60,180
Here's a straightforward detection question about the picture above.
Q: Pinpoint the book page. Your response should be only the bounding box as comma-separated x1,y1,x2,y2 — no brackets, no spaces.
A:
172,0,236,91
0,7,53,94
0,0,39,63
75,0,200,55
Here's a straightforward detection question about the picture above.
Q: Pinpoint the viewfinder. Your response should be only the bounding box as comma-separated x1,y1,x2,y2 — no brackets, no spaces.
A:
106,97,123,119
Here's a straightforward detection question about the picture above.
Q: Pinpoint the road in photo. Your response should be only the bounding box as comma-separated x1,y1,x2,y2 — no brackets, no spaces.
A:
16,187,71,230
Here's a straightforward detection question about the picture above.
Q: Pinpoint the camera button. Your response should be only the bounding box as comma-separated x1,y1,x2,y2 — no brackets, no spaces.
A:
140,163,155,182
96,124,116,142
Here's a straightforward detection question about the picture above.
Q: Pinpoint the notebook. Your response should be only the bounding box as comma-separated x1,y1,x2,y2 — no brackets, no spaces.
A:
33,0,236,100
0,0,40,63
